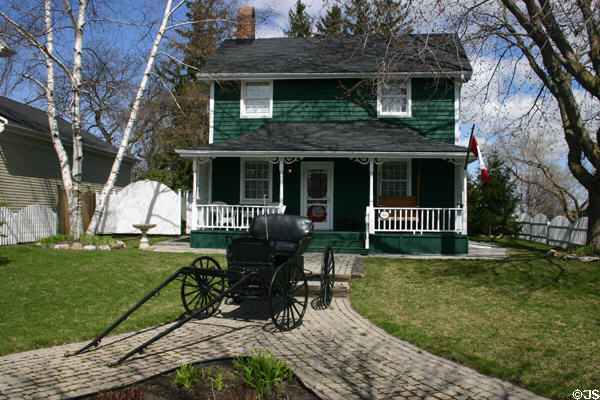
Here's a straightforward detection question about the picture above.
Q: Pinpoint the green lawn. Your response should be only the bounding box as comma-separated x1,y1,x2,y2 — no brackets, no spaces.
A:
351,238,600,400
0,241,225,356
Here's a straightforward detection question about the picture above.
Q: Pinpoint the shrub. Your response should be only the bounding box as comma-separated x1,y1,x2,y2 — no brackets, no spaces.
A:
38,234,71,245
173,363,197,389
567,245,600,256
234,349,294,399
79,234,116,246
468,151,520,237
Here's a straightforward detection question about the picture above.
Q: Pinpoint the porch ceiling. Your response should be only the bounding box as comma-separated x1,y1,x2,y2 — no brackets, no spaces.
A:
177,120,471,160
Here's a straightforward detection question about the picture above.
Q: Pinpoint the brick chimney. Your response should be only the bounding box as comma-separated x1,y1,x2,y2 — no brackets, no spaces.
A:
237,7,255,39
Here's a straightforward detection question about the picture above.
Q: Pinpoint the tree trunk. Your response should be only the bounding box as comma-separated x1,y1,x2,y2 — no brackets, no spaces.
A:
86,0,176,235
586,183,600,248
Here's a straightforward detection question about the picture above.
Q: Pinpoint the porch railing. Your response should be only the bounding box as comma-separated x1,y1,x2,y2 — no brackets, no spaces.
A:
195,204,284,230
366,206,465,246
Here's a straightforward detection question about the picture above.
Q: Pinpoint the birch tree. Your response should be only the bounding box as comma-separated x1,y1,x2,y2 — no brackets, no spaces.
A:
0,0,231,237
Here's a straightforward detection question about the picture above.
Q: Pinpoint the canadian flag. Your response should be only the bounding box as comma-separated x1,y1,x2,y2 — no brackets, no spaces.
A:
470,135,489,186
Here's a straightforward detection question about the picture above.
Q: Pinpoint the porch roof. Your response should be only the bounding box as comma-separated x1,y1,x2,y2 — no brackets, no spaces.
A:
177,120,470,159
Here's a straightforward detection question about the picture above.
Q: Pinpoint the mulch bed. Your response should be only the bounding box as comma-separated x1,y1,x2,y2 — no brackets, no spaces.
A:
84,358,320,400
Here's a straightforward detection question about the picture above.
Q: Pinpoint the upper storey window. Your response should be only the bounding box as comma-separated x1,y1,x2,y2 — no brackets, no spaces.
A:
240,81,273,118
377,79,411,118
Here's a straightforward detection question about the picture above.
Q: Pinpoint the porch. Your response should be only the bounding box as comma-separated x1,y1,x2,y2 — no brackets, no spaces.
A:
178,120,472,255
188,200,467,255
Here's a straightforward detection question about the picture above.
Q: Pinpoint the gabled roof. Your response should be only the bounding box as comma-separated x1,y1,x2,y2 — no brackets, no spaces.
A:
199,35,472,81
177,120,468,159
0,96,124,155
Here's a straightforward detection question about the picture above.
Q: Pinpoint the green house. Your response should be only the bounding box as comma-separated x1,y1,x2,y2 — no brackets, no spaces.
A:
177,9,473,254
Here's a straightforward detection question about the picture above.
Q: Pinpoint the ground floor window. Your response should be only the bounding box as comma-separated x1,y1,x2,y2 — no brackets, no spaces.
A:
379,160,410,196
240,159,272,203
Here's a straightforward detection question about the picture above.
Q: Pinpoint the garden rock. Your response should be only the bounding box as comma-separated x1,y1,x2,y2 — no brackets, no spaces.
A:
35,242,44,247
83,245,97,251
98,244,111,251
110,240,126,249
52,244,70,250
70,242,83,250
563,254,599,262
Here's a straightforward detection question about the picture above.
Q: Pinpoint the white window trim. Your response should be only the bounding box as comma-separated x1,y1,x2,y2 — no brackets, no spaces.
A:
240,158,273,204
240,80,273,119
377,160,412,198
377,79,412,118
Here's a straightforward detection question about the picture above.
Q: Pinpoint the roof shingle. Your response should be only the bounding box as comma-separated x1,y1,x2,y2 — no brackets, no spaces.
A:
201,35,472,78
0,96,119,153
179,120,467,156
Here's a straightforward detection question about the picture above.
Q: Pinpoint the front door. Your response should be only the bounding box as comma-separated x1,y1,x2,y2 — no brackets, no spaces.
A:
301,162,333,230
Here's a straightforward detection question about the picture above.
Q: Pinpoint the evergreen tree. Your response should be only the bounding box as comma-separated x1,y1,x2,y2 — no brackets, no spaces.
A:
315,0,412,37
285,0,312,38
140,0,236,190
315,5,345,37
372,0,412,35
344,0,373,36
468,151,520,237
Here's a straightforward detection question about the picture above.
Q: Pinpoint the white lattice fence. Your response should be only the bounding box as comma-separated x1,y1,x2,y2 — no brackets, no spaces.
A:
0,205,57,245
518,213,588,248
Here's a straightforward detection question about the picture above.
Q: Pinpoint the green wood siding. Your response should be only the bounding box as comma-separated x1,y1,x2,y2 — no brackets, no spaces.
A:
373,159,455,208
211,158,240,204
213,78,456,143
211,157,280,204
411,159,455,208
332,159,369,230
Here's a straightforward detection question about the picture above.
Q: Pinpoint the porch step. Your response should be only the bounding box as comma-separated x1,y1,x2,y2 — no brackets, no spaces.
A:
307,231,365,254
307,281,349,297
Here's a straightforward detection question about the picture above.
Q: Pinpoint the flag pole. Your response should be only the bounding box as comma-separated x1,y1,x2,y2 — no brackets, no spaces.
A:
464,123,475,170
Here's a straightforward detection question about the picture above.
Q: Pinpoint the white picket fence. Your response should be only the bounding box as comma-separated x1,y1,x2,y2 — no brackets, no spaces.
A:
517,213,588,248
0,204,57,245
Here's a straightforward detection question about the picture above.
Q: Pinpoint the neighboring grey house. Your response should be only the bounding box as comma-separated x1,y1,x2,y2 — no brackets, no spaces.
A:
0,96,136,211
0,35,16,58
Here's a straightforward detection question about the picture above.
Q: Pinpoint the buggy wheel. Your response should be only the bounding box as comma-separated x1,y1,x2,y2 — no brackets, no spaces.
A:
320,246,335,307
268,261,308,331
181,257,224,318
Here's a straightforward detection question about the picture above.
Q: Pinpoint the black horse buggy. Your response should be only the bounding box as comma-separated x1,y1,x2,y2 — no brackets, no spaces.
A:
67,214,335,365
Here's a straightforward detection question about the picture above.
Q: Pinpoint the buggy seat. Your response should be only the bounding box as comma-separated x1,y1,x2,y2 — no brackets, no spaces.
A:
226,215,313,291
249,214,313,256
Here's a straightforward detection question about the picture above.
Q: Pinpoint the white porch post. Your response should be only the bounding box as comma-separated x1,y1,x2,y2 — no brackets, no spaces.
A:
366,159,375,249
192,158,198,231
279,159,284,212
462,169,468,235
455,164,468,235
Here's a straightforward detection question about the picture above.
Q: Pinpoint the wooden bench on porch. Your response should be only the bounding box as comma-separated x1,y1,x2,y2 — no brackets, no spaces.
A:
377,196,420,223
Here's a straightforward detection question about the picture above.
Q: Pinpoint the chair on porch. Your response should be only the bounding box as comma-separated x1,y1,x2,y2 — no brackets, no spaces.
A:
210,201,234,228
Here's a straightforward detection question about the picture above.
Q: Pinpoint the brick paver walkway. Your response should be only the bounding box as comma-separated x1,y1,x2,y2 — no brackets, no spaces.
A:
0,255,544,400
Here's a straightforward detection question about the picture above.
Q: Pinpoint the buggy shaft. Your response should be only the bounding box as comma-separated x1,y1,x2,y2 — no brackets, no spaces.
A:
110,271,262,366
65,267,189,357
